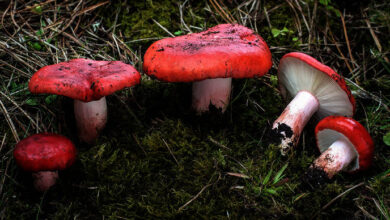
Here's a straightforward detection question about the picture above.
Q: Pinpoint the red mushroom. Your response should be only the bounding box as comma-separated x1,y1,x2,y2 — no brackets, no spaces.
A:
13,133,77,191
305,116,374,187
272,52,355,155
143,24,272,113
29,58,141,143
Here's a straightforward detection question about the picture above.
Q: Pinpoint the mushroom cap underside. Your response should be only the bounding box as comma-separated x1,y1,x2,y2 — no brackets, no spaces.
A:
277,52,355,120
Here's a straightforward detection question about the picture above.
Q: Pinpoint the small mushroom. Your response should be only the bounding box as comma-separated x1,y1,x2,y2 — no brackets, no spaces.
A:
272,52,355,155
29,59,141,143
143,24,272,113
304,116,374,188
13,133,77,191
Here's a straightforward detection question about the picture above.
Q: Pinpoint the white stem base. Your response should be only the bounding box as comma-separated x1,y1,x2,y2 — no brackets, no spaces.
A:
273,91,319,155
313,138,357,178
74,97,107,143
192,78,232,113
32,170,58,191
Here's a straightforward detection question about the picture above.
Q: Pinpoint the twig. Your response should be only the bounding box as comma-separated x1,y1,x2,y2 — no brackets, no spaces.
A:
75,1,109,17
179,0,192,33
178,183,212,212
0,133,7,155
208,136,231,150
111,33,122,59
311,182,364,219
345,78,390,112
113,94,142,126
327,27,353,73
0,154,12,198
293,0,310,33
209,0,235,24
356,205,377,220
263,7,272,30
56,29,88,49
285,0,302,41
131,133,146,155
162,138,180,167
372,198,389,219
17,0,57,13
226,172,249,179
217,0,236,23
0,98,19,142
0,59,31,78
309,0,318,47
0,90,41,132
109,34,140,63
363,12,389,63
339,10,356,68
152,19,175,37
0,44,37,72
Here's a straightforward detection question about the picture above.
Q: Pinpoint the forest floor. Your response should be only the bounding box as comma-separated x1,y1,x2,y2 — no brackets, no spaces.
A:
0,0,389,219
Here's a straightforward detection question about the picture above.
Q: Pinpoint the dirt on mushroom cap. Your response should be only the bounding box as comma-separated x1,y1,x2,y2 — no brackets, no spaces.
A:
143,24,272,82
29,58,141,102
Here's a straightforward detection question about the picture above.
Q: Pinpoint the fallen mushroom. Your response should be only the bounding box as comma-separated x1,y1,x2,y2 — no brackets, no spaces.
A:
29,58,141,143
143,24,272,113
304,116,374,188
272,52,355,155
13,133,77,191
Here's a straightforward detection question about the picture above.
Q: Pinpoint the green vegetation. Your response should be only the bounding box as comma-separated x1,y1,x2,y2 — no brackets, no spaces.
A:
0,0,389,219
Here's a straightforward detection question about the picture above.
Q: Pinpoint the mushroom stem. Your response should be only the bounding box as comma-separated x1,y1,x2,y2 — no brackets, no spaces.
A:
304,137,357,188
272,90,319,155
74,97,107,143
192,77,232,113
311,138,357,179
32,170,59,191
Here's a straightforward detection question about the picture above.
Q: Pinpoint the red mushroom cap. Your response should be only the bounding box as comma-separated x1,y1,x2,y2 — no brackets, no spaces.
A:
29,58,141,102
315,116,374,172
13,133,77,172
279,52,356,113
143,24,272,82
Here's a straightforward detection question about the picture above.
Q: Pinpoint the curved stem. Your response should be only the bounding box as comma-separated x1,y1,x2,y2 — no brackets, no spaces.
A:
272,91,319,155
304,137,357,188
312,138,356,179
192,78,232,113
74,97,107,143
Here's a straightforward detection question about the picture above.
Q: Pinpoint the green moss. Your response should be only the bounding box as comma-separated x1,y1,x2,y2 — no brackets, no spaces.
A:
104,1,208,44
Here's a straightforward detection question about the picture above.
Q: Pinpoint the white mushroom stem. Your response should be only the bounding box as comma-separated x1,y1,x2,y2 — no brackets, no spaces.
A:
311,138,357,179
74,97,107,143
32,171,59,191
192,77,232,113
272,90,319,155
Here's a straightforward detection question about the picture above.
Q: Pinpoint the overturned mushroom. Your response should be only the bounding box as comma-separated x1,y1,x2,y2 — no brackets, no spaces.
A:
143,24,272,113
13,133,77,191
29,58,140,143
304,116,374,188
272,52,355,155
